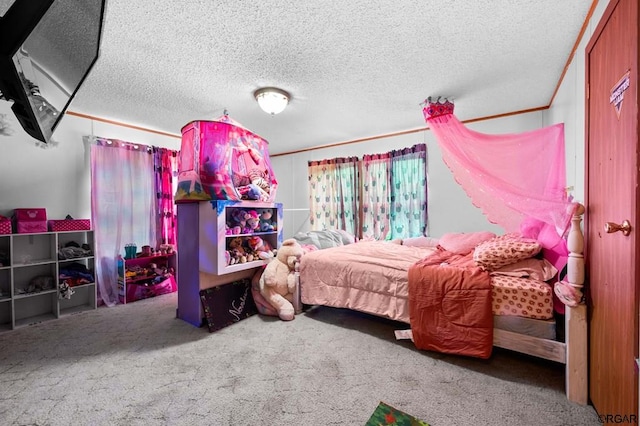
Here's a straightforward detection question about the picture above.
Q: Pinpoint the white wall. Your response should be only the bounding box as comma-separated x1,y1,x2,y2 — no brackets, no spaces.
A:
271,111,547,239
272,0,610,241
544,0,608,204
0,0,606,237
0,102,180,221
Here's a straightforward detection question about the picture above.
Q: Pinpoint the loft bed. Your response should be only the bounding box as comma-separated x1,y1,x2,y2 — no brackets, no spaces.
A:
296,205,587,405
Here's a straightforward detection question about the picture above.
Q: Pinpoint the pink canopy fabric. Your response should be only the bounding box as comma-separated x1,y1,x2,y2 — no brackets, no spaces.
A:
423,101,577,249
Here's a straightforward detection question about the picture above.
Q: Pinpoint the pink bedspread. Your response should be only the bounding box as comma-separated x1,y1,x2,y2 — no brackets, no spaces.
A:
299,241,436,322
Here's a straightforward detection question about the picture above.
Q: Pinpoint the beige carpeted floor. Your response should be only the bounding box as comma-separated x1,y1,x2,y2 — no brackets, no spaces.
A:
0,292,600,426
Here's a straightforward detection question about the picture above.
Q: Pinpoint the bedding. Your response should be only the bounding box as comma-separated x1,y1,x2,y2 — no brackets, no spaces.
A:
473,233,542,270
438,231,496,254
293,229,355,250
490,275,554,319
299,241,437,321
408,249,493,359
299,234,561,358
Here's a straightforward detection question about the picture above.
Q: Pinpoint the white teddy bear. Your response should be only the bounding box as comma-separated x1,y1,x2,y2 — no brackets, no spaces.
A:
259,238,303,321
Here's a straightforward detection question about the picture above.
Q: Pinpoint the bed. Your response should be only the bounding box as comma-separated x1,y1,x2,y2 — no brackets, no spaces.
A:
296,205,587,405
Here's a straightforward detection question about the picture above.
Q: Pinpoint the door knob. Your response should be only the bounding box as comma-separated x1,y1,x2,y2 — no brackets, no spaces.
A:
604,220,632,236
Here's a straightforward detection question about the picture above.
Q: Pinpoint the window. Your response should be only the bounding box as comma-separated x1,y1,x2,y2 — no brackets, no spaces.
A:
308,144,427,240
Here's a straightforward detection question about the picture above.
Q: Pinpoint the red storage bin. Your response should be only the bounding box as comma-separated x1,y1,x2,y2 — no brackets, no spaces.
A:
0,216,11,234
13,208,47,233
48,219,91,231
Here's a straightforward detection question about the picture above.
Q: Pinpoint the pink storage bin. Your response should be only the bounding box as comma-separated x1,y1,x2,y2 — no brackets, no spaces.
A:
48,219,91,232
121,275,177,304
0,217,11,234
13,208,47,233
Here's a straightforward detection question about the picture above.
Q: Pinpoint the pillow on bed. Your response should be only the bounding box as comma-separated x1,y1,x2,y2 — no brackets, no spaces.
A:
292,229,354,250
473,233,542,271
401,236,440,248
438,231,496,255
490,257,557,281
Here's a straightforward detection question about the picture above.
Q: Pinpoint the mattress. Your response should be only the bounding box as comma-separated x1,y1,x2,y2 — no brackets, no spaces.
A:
493,315,557,340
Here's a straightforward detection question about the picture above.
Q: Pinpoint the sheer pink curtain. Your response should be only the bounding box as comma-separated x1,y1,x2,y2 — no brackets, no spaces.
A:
91,139,157,306
423,101,577,249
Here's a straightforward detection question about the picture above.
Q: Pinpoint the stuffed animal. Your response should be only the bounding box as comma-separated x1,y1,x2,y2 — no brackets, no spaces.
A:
259,238,304,321
258,208,275,232
238,184,264,201
246,210,260,233
231,209,250,231
247,235,275,260
59,281,75,300
228,237,247,263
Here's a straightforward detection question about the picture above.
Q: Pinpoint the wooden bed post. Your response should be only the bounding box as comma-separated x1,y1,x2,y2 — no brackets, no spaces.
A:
565,204,588,405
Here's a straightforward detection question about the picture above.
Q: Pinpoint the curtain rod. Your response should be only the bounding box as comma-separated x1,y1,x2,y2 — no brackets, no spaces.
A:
271,105,549,157
68,104,549,158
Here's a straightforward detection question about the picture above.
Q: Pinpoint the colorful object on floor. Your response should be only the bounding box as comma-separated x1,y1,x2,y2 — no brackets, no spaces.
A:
199,279,257,332
175,114,278,203
365,401,429,426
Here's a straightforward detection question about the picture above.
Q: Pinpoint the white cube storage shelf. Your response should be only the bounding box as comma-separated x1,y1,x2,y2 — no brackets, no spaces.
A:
0,230,96,332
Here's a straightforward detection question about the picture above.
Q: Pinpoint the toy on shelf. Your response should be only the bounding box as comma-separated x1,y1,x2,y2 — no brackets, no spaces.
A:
247,236,276,260
117,250,177,304
258,208,276,232
225,207,274,236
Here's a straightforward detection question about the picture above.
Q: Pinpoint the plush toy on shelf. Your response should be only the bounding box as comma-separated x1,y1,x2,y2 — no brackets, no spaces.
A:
247,235,275,260
258,208,276,232
228,237,248,264
231,209,250,233
246,210,260,233
259,238,304,321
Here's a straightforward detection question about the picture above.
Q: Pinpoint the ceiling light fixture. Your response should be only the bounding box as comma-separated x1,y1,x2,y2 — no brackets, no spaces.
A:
254,87,290,115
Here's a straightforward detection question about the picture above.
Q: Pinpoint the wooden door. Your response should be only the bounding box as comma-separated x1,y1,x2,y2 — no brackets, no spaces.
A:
585,0,639,420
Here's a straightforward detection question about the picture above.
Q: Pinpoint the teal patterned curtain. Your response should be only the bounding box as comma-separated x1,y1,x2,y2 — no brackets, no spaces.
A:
360,153,391,240
389,144,428,239
307,144,427,240
308,157,359,235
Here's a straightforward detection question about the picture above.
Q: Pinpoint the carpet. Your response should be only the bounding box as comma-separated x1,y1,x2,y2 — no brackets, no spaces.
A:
366,401,430,426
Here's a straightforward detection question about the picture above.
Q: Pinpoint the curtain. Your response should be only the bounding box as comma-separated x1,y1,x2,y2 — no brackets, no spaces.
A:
360,153,391,240
389,144,428,239
91,139,157,306
154,147,178,248
308,157,359,235
423,101,576,248
308,144,427,241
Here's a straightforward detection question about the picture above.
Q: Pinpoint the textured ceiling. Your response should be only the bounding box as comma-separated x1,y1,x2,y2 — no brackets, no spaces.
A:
65,0,593,155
